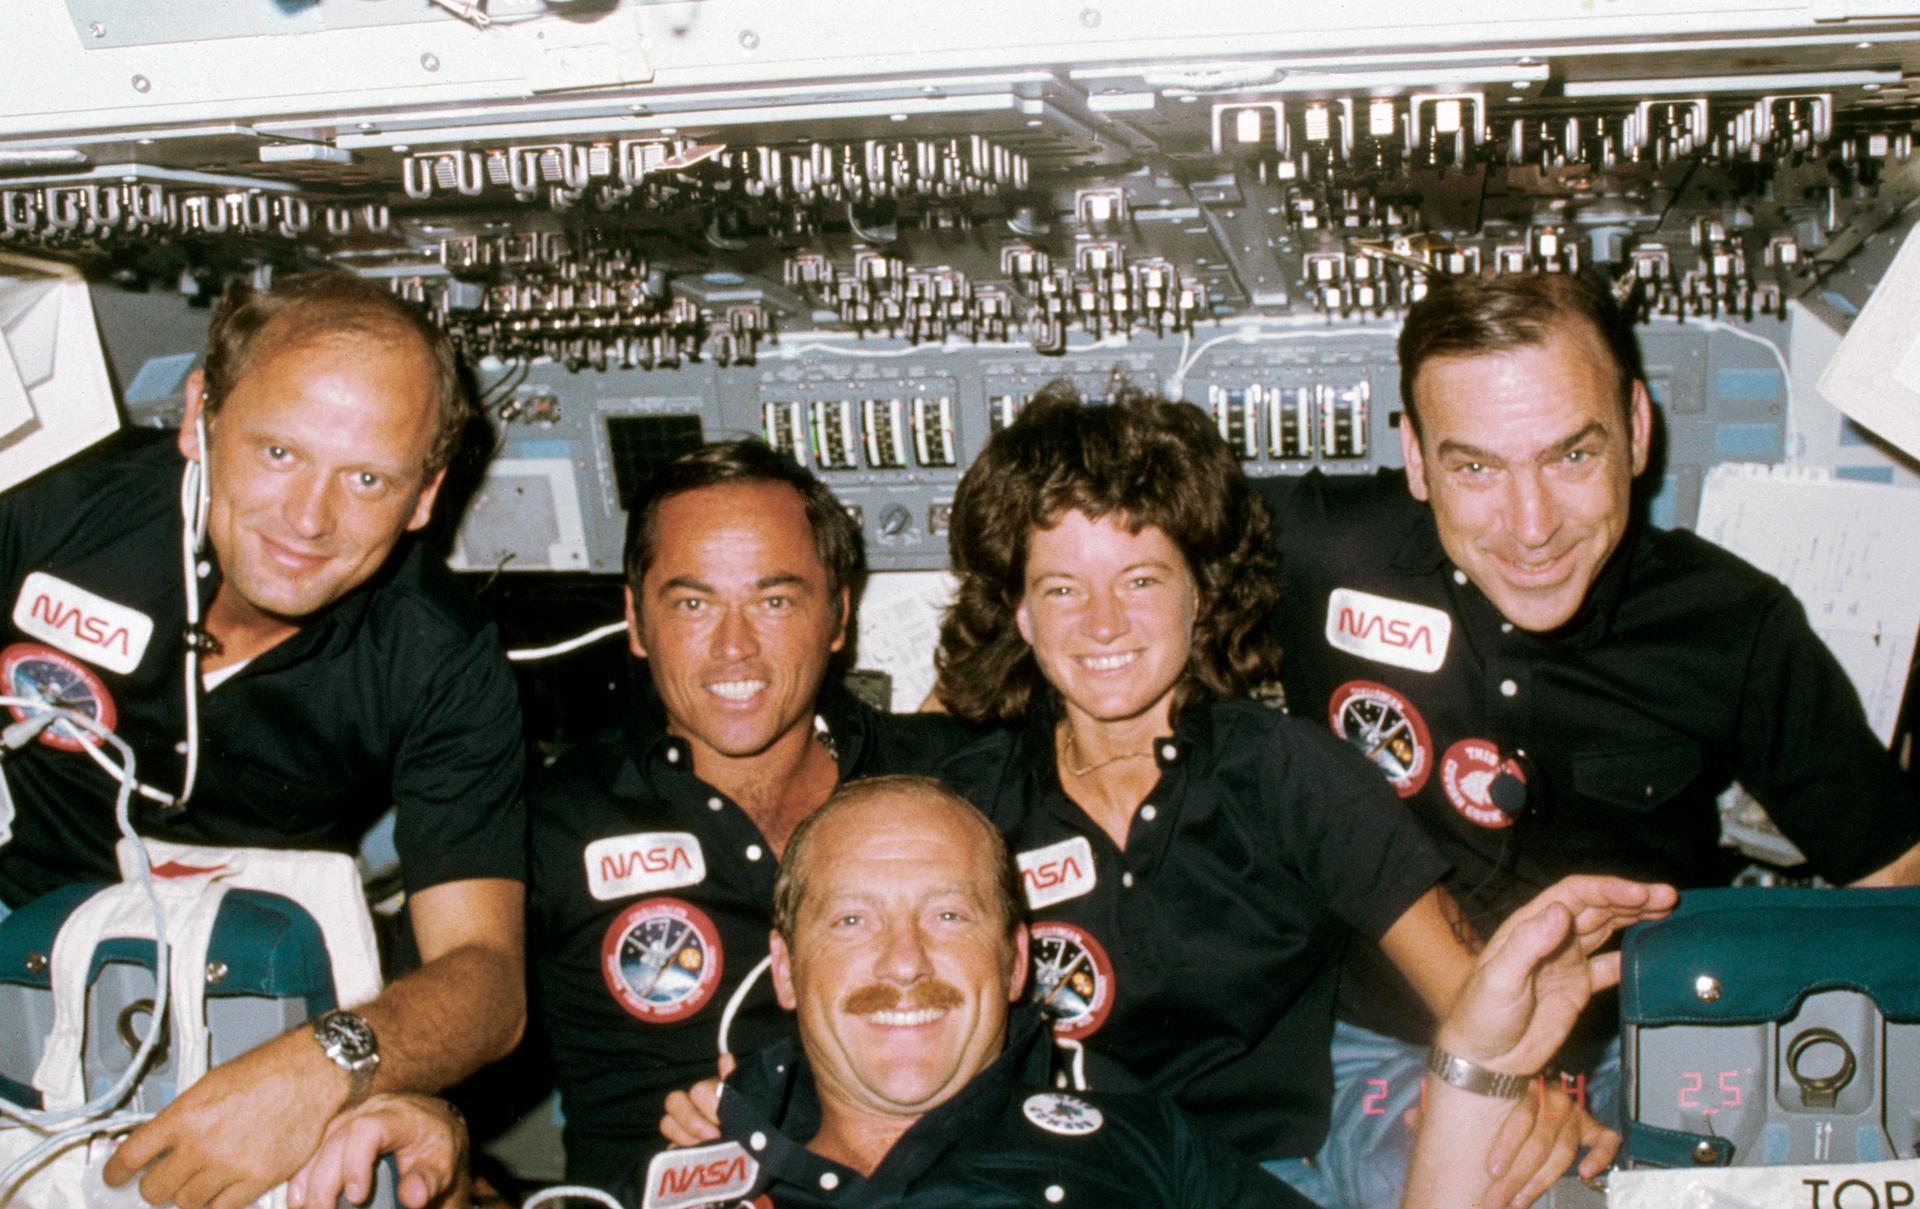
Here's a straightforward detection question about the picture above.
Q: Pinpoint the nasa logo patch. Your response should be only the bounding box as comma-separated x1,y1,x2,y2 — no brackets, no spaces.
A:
601,897,725,1023
640,1141,758,1209
1016,836,1097,909
1,643,118,752
1324,587,1451,674
584,831,708,900
1028,922,1115,1041
1327,680,1432,798
1022,1092,1105,1136
12,572,154,676
1440,739,1525,830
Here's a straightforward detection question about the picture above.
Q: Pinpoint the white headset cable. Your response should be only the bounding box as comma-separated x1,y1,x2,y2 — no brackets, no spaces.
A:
0,694,170,1151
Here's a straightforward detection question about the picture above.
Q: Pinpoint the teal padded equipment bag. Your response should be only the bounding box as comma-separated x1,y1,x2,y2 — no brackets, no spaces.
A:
0,882,339,1113
1620,886,1920,1170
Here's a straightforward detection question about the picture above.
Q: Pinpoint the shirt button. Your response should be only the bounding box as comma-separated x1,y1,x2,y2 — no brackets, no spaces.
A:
1499,678,1518,698
195,560,212,579
1121,872,1135,889
174,740,189,755
746,844,764,862
819,1172,840,1191
1045,1186,1066,1204
1140,804,1157,822
1452,569,1468,586
1500,622,1514,635
749,1131,767,1151
707,796,724,812
666,747,681,764
1158,743,1177,761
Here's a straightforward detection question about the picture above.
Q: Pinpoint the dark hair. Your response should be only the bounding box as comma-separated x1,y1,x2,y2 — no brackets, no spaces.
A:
771,774,1023,945
1397,272,1644,436
934,380,1282,724
203,271,467,474
622,439,866,612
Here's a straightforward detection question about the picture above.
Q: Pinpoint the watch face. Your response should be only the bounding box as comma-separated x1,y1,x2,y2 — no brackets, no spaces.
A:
321,1011,378,1063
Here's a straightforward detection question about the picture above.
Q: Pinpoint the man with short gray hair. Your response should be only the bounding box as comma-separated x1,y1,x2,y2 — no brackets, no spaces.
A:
0,271,527,1209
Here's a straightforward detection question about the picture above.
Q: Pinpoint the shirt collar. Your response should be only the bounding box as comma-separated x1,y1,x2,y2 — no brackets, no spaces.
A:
1018,688,1204,780
719,1008,1052,1200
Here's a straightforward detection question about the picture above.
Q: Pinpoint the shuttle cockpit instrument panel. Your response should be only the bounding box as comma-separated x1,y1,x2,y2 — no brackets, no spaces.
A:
4,2,1920,575
5,4,1920,1195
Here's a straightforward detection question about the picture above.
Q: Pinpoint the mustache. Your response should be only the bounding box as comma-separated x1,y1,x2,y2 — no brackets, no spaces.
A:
841,980,965,1016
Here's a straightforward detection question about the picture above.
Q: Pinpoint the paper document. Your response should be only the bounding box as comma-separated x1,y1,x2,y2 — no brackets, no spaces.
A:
855,571,956,712
1695,463,1920,741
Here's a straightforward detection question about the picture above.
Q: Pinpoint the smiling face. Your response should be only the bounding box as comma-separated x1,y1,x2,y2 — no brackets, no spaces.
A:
181,331,443,628
770,788,1026,1123
1014,510,1198,736
627,480,848,768
1401,324,1652,633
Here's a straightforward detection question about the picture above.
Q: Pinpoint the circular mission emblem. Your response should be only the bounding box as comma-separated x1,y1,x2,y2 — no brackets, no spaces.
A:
1,643,117,752
1439,738,1526,830
1327,680,1432,798
1027,921,1114,1041
600,896,724,1023
1022,1092,1105,1136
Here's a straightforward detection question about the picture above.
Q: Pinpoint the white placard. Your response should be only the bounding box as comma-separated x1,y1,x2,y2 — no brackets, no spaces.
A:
1609,1159,1920,1209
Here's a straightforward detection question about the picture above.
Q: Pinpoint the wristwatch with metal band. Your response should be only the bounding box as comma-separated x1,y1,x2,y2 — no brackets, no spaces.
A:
1426,1046,1531,1100
310,1009,380,1107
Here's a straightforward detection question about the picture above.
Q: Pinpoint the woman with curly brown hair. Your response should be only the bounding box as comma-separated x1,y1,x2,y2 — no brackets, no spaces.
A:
933,380,1479,1208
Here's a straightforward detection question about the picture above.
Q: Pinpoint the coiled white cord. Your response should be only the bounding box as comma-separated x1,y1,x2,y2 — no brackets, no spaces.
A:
0,698,170,1195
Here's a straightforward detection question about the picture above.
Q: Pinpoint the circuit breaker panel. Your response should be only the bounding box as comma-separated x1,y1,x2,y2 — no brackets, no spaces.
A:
3,0,1917,572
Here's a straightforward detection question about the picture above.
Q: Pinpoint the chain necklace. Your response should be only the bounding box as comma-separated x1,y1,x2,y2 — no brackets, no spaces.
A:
1060,724,1154,778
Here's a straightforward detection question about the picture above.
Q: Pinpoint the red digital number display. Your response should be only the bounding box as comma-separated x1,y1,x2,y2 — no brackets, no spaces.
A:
1677,1069,1747,1115
1361,1078,1390,1117
1352,1072,1593,1122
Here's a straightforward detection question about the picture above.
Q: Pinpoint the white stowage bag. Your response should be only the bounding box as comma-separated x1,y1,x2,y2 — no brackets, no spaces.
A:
0,841,383,1209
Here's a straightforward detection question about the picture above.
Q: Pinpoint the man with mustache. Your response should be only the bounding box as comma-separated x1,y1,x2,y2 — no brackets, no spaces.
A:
523,442,974,1196
1253,271,1920,1207
302,775,1305,1209
291,782,1677,1209
0,272,526,1208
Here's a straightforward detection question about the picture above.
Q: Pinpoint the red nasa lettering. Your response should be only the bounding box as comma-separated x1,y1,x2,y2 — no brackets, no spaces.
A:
1016,836,1096,909
1022,853,1087,893
599,844,695,884
641,1141,759,1209
28,593,134,660
655,1154,750,1199
1336,606,1437,656
585,831,706,900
